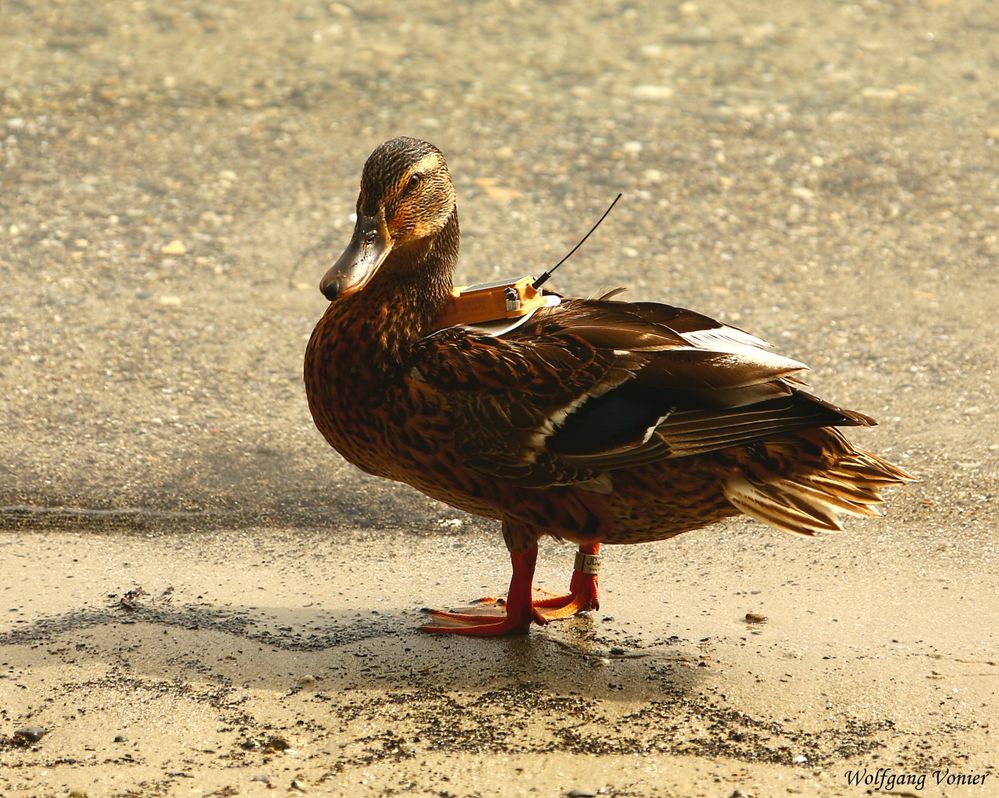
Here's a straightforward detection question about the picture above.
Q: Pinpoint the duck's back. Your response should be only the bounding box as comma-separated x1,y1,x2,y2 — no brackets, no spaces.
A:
354,294,912,541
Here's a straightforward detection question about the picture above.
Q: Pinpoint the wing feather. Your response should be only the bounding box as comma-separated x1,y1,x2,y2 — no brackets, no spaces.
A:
410,296,874,487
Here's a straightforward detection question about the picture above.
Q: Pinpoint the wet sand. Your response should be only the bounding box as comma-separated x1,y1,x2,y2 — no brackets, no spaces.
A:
2,0,997,794
1,518,995,796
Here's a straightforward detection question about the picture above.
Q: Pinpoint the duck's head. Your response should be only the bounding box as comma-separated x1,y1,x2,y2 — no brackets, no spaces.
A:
321,137,458,301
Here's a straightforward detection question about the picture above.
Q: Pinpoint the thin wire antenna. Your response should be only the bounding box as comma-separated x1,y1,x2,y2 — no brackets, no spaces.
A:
532,193,623,290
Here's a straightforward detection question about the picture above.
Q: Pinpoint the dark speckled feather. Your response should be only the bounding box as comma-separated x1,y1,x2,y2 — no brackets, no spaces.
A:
305,137,913,560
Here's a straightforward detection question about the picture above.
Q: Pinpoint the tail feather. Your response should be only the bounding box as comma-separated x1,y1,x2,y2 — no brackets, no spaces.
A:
725,477,844,534
774,477,884,518
722,429,914,537
792,473,885,507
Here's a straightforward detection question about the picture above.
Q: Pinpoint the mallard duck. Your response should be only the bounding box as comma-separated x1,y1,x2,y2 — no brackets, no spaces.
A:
304,137,913,636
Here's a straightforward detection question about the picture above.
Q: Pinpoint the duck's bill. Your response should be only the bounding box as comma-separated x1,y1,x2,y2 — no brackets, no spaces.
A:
320,211,392,300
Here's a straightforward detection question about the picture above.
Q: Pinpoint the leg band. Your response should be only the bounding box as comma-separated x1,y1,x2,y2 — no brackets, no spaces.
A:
573,551,602,575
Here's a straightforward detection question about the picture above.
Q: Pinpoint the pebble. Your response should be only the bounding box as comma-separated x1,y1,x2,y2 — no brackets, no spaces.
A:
793,754,808,764
568,790,597,798
157,295,182,307
729,790,750,798
474,177,522,201
298,675,317,688
265,734,290,752
859,87,898,105
160,239,187,256
14,726,47,743
250,774,272,786
631,84,674,101
609,646,626,655
745,612,768,624
290,779,307,792
113,734,127,743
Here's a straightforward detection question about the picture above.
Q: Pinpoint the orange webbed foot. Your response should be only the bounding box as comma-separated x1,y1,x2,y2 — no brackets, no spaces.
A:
532,543,601,621
419,543,603,634
532,584,599,621
419,606,543,636
420,546,542,636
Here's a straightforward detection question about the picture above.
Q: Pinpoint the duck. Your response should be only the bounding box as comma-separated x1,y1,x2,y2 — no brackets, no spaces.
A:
304,136,913,636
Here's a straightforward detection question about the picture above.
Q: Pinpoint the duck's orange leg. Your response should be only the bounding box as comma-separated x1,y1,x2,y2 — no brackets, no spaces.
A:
532,542,601,621
421,543,546,636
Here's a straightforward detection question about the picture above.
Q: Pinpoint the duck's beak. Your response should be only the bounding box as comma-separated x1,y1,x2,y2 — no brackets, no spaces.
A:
320,209,392,301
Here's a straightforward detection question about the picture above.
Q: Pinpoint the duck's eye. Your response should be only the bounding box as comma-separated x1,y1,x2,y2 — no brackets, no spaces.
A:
405,173,423,194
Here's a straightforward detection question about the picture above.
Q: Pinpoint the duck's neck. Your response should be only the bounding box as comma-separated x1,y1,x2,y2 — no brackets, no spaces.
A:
333,209,458,373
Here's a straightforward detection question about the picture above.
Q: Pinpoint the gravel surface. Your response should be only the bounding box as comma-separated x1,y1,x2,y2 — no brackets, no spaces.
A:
1,1,997,795
3,0,996,532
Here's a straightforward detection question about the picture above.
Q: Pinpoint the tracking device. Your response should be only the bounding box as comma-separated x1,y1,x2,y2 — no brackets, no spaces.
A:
431,194,622,334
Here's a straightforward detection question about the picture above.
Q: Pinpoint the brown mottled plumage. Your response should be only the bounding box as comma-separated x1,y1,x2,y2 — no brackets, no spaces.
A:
304,137,913,636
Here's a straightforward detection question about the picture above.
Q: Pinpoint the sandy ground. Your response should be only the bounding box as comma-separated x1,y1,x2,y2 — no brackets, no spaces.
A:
2,0,998,796
1,524,996,797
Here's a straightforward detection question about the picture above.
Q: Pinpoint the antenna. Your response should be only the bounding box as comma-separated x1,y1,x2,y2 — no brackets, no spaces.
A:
531,193,623,290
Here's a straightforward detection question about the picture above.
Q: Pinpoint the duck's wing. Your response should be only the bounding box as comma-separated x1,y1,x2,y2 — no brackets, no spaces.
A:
408,297,874,488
